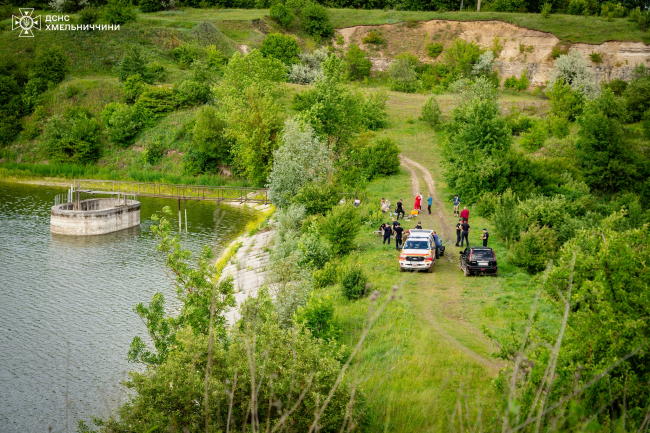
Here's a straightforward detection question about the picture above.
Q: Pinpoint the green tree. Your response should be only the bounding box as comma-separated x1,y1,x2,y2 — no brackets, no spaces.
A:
260,33,301,65
269,3,295,29
508,224,557,274
624,64,650,121
443,38,483,78
545,77,584,121
292,181,341,215
267,118,332,208
345,44,372,80
0,75,24,145
103,0,137,25
138,0,161,12
320,204,360,255
42,108,101,165
122,73,145,103
101,102,142,146
117,46,152,83
419,95,442,128
388,52,420,93
28,45,68,94
301,1,334,38
360,137,400,179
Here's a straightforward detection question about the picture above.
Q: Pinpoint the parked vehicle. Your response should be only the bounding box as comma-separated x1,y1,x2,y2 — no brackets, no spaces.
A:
399,231,435,272
459,247,498,277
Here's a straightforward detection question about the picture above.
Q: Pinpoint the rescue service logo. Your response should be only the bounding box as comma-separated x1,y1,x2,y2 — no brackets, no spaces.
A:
12,8,41,38
11,11,121,38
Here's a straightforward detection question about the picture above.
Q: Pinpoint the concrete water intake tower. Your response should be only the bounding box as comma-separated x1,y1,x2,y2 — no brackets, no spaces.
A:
50,183,140,235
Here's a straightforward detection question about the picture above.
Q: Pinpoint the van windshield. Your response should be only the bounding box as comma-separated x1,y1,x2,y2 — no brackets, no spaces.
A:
404,240,429,250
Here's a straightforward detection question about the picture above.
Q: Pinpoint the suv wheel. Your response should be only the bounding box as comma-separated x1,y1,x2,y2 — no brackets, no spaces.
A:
399,265,404,272
464,266,470,277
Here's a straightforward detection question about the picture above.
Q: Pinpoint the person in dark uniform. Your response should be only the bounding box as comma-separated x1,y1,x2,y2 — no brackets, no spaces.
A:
481,228,489,247
395,199,405,220
394,223,404,250
383,223,393,245
455,219,462,247
414,221,423,229
461,220,470,247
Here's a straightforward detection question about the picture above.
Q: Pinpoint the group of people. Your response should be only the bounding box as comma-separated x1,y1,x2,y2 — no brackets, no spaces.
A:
381,193,433,219
452,195,489,248
379,218,440,252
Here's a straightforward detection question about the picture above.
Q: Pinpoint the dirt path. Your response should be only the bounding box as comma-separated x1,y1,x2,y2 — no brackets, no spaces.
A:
399,154,503,375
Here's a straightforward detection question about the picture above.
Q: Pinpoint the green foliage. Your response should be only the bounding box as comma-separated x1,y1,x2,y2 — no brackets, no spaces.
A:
292,181,341,215
568,0,587,14
268,118,331,208
101,102,142,146
360,137,400,179
361,29,384,45
294,292,337,340
134,86,177,121
117,47,152,84
600,1,626,17
78,6,100,24
321,204,360,255
443,38,483,79
541,1,552,16
642,108,650,140
518,193,572,228
28,45,68,94
103,0,137,25
185,105,231,175
493,188,524,243
546,114,570,138
508,224,557,273
170,44,204,69
0,75,24,145
270,4,295,28
546,78,585,121
260,33,300,65
360,90,388,130
139,0,162,12
624,64,650,121
603,77,628,96
298,232,331,269
345,44,372,80
340,263,368,300
629,6,650,30
427,42,443,59
388,52,420,93
492,0,525,12
313,260,340,288
588,51,603,64
519,119,547,151
122,73,145,103
142,137,164,166
475,191,500,218
42,109,102,165
419,96,442,128
547,49,599,99
302,2,334,38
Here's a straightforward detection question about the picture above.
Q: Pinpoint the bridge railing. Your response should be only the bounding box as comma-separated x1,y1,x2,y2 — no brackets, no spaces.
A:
73,179,269,203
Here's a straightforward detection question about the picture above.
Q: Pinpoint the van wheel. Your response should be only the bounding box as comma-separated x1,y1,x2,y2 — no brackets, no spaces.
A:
427,264,434,273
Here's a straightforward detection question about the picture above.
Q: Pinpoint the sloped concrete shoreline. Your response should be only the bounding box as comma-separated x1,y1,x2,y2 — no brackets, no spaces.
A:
220,227,275,325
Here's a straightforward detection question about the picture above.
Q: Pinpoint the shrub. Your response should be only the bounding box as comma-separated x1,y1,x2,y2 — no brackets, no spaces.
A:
519,120,547,151
547,114,570,138
507,112,535,135
270,4,295,29
142,138,164,166
0,75,24,145
174,79,211,107
78,6,100,24
568,0,588,14
298,233,330,269
493,189,524,244
301,2,333,38
629,7,650,30
603,78,627,96
139,0,162,12
361,29,384,45
260,33,300,65
101,102,142,146
546,78,585,121
601,1,626,17
123,73,145,103
292,181,340,216
420,96,442,128
443,38,483,78
42,109,102,165
547,50,599,99
541,2,552,17
185,106,230,174
170,45,204,69
360,90,388,130
360,137,400,179
472,51,495,77
294,292,336,340
643,109,650,140
492,0,525,12
388,53,420,93
549,44,568,60
321,204,360,255
514,69,529,91
288,48,327,84
345,44,372,80
117,47,152,83
427,42,443,59
475,192,500,217
589,51,603,64
206,46,227,70
134,87,176,120
313,260,340,288
504,76,518,89
624,64,650,121
340,264,367,300
103,0,137,25
29,46,68,92
508,225,557,274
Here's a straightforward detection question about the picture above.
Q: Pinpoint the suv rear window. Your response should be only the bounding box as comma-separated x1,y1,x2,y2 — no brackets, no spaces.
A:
471,249,494,260
404,240,429,250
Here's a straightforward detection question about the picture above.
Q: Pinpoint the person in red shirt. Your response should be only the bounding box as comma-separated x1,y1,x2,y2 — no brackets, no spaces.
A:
460,206,469,222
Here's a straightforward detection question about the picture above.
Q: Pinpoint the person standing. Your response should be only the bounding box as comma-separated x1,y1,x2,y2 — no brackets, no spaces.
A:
455,219,462,247
383,223,393,245
396,199,405,220
394,223,404,250
481,228,489,247
433,231,441,259
427,194,433,214
461,219,470,247
415,221,423,229
414,194,422,212
460,206,469,222
453,195,461,217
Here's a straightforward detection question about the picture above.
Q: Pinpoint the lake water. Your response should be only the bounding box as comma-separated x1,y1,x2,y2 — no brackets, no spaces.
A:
0,181,256,433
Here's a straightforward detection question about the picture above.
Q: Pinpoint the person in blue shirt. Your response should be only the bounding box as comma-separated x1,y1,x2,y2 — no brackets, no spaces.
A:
453,195,461,217
427,194,433,214
433,231,441,259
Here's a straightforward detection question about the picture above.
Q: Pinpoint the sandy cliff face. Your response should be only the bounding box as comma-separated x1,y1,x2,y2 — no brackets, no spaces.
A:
336,20,650,85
